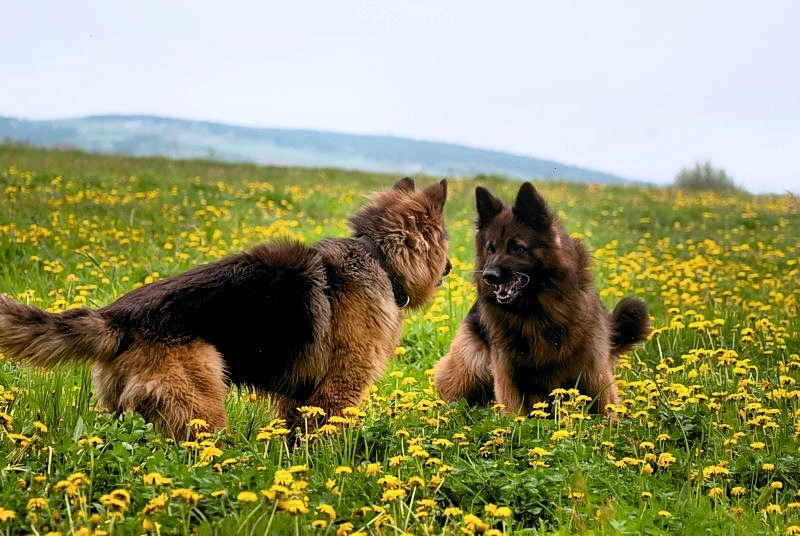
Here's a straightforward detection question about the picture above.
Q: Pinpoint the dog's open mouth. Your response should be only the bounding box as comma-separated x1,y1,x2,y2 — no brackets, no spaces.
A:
491,272,530,304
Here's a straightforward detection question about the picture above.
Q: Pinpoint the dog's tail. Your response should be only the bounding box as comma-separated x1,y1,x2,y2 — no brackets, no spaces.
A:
610,297,651,356
0,294,120,368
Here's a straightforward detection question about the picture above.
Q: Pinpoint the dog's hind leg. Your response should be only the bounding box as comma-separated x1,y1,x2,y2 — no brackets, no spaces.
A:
109,342,229,438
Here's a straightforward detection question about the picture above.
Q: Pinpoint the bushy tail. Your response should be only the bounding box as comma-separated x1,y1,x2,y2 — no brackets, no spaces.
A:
0,294,120,368
610,297,651,355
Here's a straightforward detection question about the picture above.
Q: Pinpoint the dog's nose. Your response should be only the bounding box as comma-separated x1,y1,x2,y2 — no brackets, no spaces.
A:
443,258,452,277
482,266,503,286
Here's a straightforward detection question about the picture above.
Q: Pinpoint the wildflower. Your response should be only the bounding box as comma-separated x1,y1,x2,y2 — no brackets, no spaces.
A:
335,466,353,475
443,506,462,517
766,504,782,515
762,463,775,471
731,486,746,497
273,469,293,486
171,488,202,505
550,429,576,441
237,491,259,503
298,406,325,418
365,463,382,476
462,513,489,532
657,452,677,468
316,503,336,522
336,522,355,536
141,494,168,515
187,418,208,429
381,489,407,502
26,497,47,511
0,507,16,522
278,498,309,515
658,510,672,518
708,487,725,499
143,472,173,486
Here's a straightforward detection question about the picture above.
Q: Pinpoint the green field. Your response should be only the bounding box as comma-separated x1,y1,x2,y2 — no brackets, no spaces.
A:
0,145,798,535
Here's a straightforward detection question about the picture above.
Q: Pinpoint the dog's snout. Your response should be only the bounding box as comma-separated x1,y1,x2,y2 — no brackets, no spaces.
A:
443,258,452,277
482,266,504,286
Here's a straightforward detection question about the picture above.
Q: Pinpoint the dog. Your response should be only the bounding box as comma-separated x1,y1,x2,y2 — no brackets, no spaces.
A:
434,182,649,416
0,177,451,437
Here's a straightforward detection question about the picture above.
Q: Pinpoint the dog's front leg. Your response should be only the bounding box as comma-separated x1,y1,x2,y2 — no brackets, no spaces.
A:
490,351,525,414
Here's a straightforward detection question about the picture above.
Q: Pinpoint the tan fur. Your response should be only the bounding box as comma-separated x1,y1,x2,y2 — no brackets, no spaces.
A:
0,178,450,437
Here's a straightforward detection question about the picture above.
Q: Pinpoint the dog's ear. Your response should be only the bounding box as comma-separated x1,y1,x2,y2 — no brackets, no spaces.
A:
423,179,447,209
476,186,504,228
394,177,415,193
513,182,552,230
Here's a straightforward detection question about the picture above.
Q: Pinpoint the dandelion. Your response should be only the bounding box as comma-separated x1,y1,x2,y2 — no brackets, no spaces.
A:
381,489,407,502
171,488,202,505
237,491,259,503
731,486,746,497
0,507,16,522
143,472,173,486
365,463,382,477
278,498,309,515
550,429,576,441
657,452,677,468
766,504,782,515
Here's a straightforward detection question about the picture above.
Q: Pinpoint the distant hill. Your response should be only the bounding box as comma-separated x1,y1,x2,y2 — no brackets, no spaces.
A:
0,115,634,184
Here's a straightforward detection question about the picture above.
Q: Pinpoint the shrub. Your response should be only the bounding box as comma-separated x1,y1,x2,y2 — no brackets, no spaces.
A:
674,161,740,193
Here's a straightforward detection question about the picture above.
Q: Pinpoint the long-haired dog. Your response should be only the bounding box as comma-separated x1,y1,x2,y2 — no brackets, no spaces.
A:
435,182,649,415
0,177,450,436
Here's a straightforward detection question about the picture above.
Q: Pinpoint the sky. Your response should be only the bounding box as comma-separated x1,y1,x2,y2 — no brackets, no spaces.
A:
2,1,798,193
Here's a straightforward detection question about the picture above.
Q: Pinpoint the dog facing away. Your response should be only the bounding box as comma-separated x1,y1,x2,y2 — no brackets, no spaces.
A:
0,177,450,437
434,182,649,416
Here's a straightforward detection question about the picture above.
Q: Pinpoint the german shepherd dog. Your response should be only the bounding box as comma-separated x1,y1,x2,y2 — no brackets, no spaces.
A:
434,183,649,415
0,177,450,437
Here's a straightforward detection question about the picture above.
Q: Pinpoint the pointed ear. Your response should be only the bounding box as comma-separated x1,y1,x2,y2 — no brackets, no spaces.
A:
475,186,504,228
394,177,415,193
513,182,552,230
423,179,447,208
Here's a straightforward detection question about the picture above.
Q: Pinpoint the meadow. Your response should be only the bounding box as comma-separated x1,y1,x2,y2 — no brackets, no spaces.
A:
0,144,798,535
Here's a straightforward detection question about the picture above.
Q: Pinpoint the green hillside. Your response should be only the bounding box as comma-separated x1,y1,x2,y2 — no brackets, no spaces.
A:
0,115,635,185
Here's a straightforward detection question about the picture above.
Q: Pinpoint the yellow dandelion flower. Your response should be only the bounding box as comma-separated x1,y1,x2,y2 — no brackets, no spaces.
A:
0,508,16,522
316,503,336,522
273,469,293,486
278,498,309,515
766,504,782,515
27,497,47,511
237,491,259,503
381,489,407,502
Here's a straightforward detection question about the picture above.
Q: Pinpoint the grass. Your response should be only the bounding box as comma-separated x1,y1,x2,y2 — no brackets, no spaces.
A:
0,144,798,535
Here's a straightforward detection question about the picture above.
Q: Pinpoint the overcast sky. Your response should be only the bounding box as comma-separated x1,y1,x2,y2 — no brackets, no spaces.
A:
2,1,798,193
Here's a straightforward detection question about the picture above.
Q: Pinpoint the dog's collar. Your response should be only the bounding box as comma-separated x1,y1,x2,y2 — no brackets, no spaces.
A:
357,235,410,308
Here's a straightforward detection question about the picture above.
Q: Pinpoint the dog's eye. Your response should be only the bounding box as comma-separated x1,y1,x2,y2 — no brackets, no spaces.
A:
508,241,527,255
487,243,495,254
